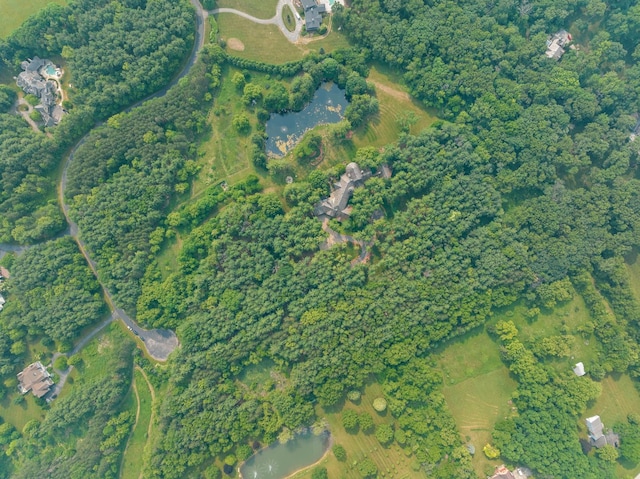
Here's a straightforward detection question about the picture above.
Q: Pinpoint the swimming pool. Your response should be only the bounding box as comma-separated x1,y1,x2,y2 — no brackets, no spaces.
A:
45,65,57,76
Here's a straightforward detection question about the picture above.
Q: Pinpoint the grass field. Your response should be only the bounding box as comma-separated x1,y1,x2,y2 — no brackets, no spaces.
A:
283,5,296,32
0,392,46,432
443,368,517,475
0,0,67,38
216,14,351,64
352,67,436,149
293,382,426,479
625,255,640,303
216,0,279,19
121,368,154,479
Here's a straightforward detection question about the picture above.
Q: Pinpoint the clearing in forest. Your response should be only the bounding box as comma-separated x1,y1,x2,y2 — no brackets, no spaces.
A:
216,0,279,19
121,367,155,479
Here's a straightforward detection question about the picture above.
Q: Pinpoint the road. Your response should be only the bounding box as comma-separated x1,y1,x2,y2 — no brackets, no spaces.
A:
211,0,302,43
53,0,208,362
321,218,373,264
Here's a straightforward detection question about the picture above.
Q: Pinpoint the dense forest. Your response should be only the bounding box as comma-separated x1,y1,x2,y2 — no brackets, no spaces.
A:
0,0,194,243
1,0,640,477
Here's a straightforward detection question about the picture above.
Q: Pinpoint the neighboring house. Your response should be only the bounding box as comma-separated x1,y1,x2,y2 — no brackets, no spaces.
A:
545,30,572,60
491,465,516,479
573,361,586,376
0,266,10,279
16,56,65,127
0,294,5,312
17,361,55,398
586,415,620,448
301,0,326,31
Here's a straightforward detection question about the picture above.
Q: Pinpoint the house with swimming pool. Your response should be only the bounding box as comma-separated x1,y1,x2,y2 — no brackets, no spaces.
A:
16,56,65,127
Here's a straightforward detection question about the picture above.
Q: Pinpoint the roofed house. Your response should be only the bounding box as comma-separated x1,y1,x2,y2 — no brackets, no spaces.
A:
491,465,516,479
573,361,586,376
545,30,572,60
301,0,326,31
0,266,10,279
586,415,619,449
16,57,65,127
314,162,371,218
17,361,54,398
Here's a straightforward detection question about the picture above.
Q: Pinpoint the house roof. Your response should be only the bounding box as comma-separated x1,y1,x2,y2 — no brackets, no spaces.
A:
492,465,516,479
0,266,10,279
586,415,604,438
17,361,54,398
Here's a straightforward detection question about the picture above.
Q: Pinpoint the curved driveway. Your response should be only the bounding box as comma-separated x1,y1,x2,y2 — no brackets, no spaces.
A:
211,0,302,43
54,0,208,362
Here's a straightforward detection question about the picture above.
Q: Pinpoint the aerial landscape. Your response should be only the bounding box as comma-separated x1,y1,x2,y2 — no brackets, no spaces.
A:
1,0,640,478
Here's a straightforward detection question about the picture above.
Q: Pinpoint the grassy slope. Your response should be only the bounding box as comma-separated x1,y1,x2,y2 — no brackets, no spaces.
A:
121,368,154,479
216,13,351,64
291,382,425,479
0,0,68,38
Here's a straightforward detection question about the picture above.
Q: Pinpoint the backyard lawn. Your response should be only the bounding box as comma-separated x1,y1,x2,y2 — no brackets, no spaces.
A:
0,0,67,38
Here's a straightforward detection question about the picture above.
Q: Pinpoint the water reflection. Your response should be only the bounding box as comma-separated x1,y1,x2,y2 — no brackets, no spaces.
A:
266,83,348,157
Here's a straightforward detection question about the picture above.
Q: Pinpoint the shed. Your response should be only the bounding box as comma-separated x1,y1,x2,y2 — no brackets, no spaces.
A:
573,362,586,376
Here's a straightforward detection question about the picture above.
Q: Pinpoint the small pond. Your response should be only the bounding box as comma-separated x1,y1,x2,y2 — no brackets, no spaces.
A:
239,430,331,479
266,82,348,157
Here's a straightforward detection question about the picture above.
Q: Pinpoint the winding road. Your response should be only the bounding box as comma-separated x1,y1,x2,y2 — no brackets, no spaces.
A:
211,0,303,43
50,0,210,362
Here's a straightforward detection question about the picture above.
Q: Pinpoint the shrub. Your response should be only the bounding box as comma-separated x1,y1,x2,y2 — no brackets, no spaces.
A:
342,409,359,433
333,444,346,461
372,397,387,412
375,424,394,445
53,356,68,370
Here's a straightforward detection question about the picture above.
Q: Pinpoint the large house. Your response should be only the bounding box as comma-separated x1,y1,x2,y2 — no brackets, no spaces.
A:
545,30,572,60
586,415,619,449
16,57,65,127
17,361,55,399
314,162,371,218
301,0,326,31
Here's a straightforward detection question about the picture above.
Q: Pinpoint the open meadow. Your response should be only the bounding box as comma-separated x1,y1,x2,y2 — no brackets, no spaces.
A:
121,368,155,479
216,0,279,19
0,0,67,38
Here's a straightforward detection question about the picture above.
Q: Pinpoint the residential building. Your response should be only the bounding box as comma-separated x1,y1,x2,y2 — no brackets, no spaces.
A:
301,0,326,31
17,361,55,398
586,415,619,448
16,57,65,127
545,30,572,60
0,266,10,279
491,465,516,479
314,162,371,218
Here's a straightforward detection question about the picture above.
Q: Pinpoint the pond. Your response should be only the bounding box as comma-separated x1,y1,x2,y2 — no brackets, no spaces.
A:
239,430,331,479
266,82,348,157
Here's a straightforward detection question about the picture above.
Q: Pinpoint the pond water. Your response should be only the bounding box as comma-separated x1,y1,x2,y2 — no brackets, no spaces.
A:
266,82,348,157
239,430,331,479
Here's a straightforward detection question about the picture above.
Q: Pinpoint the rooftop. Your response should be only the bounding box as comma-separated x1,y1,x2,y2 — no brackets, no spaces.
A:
17,361,54,398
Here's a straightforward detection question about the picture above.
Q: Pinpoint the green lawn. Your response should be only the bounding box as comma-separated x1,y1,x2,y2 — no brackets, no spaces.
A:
625,256,640,303
0,393,46,432
282,4,296,32
0,0,67,38
121,368,154,479
352,66,436,149
216,0,279,19
297,382,425,479
216,13,350,64
443,368,517,476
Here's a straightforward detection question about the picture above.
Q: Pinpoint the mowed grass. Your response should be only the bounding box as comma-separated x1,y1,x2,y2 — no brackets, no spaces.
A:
294,382,426,479
0,0,67,38
625,255,640,303
121,368,154,479
353,67,436,149
0,392,46,432
434,328,516,476
216,0,279,19
216,13,351,64
443,368,517,476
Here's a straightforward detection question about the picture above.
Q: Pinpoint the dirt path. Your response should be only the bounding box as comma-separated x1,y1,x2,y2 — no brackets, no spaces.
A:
134,366,156,479
120,376,141,478
368,79,412,102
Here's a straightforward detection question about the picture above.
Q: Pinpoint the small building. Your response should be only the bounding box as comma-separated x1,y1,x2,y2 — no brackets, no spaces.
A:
301,0,326,31
586,415,619,449
17,361,54,398
491,465,516,479
545,30,572,60
573,362,586,376
0,294,5,311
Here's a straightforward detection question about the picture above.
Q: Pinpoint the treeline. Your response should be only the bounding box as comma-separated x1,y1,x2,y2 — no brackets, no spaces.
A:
65,45,225,311
491,321,615,478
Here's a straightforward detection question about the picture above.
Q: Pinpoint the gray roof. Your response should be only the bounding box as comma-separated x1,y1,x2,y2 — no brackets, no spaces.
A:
314,162,371,218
